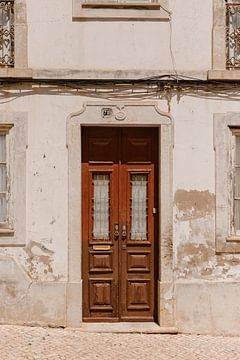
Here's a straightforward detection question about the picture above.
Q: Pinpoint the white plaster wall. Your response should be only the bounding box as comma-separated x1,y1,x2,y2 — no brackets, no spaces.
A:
0,92,85,284
170,0,212,72
1,88,240,332
26,0,212,72
0,90,86,326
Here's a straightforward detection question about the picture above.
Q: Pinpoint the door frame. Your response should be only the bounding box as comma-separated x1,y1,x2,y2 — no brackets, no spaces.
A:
66,101,174,328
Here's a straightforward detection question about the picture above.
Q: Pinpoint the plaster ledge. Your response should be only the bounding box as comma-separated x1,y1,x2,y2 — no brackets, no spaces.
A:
33,69,208,81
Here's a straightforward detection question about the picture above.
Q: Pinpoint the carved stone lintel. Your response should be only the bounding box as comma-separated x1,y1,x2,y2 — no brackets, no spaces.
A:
69,101,172,126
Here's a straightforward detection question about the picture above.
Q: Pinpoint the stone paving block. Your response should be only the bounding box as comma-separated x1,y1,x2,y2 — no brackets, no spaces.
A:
1,325,240,360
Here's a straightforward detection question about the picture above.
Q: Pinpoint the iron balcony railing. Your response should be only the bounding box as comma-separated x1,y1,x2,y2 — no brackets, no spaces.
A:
226,1,240,69
0,0,14,67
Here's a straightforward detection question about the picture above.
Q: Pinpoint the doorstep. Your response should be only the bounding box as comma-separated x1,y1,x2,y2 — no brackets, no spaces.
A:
77,323,178,334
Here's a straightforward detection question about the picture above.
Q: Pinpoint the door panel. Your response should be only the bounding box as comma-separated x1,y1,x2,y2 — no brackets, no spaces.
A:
82,127,158,322
82,129,119,320
120,166,155,320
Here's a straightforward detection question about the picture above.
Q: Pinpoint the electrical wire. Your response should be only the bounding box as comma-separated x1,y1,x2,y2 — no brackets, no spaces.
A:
0,78,239,103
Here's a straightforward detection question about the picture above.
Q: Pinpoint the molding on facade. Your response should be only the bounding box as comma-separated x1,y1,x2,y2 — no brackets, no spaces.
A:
214,112,240,253
72,0,170,21
14,0,28,69
32,69,208,81
212,0,226,70
66,101,174,327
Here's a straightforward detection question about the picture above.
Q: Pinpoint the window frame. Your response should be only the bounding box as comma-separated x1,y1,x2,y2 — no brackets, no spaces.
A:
72,0,170,21
0,112,27,247
214,112,240,253
230,128,240,237
0,124,14,231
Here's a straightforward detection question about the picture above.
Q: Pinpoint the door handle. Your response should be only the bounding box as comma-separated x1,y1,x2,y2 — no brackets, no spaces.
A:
122,224,127,240
114,224,119,240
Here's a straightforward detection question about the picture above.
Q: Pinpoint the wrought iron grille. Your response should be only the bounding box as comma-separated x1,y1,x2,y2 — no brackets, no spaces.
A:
0,1,14,67
226,1,240,69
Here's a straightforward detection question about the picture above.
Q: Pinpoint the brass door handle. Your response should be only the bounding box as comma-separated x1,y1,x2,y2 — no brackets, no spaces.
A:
122,224,127,240
114,224,119,240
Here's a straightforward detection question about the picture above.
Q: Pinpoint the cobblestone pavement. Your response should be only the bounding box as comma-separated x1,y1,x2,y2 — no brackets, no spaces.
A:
1,325,240,360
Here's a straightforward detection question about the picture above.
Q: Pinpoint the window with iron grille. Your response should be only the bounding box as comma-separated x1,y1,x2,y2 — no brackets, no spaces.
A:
0,0,14,67
226,0,240,69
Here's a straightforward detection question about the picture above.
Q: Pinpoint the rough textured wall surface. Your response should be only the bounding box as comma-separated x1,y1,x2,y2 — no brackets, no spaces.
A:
0,0,239,335
0,90,81,326
172,95,240,335
0,90,239,334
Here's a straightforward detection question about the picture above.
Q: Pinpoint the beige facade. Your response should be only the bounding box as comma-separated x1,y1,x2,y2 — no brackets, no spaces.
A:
1,0,240,335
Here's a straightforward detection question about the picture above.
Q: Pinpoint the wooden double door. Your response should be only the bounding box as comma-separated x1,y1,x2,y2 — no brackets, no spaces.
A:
82,127,158,322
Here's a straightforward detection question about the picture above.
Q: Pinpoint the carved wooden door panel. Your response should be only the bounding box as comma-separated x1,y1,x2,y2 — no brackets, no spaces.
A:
119,128,156,320
82,127,158,322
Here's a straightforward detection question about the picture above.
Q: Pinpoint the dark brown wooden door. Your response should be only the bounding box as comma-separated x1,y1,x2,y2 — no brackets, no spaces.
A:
82,127,158,322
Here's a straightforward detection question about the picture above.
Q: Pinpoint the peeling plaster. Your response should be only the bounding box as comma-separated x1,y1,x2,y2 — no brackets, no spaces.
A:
23,241,55,280
174,189,240,280
174,190,215,221
176,232,240,280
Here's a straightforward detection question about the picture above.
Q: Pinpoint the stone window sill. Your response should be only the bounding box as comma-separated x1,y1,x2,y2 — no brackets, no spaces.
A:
0,229,26,248
0,68,32,78
82,2,160,9
0,228,15,237
0,230,26,247
226,236,240,242
208,70,240,81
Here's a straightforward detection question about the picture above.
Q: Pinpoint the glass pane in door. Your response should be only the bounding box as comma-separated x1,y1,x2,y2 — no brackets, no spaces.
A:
92,174,110,240
131,174,148,240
